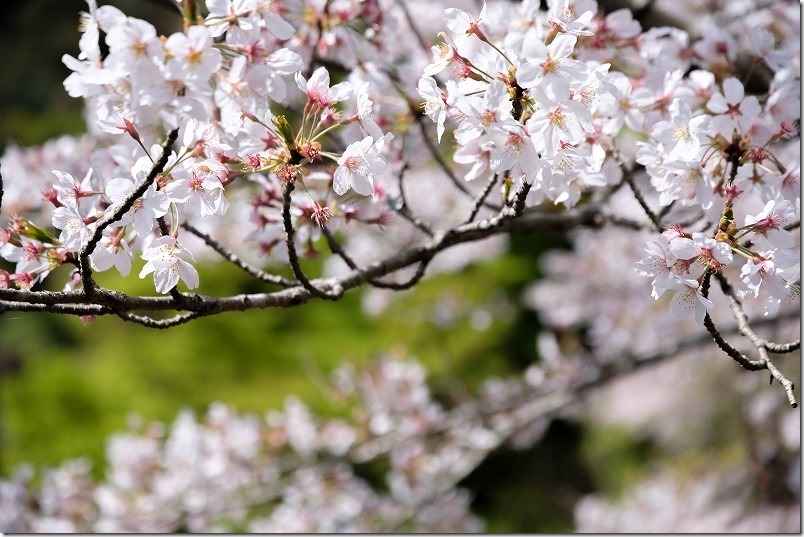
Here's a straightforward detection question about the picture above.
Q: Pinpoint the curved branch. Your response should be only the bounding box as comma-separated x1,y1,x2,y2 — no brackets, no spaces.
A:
463,173,499,225
701,270,798,407
320,224,432,290
0,203,602,318
700,270,766,371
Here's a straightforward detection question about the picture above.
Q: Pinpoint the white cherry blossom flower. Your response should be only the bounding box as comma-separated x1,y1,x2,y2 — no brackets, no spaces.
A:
453,80,516,146
443,2,488,40
417,76,448,142
163,26,222,88
669,232,733,269
740,252,801,317
295,67,352,111
517,33,586,101
166,160,230,219
90,231,133,276
105,177,170,238
333,135,390,196
745,199,797,250
706,78,761,137
651,99,711,161
52,169,94,209
668,278,714,324
139,235,199,293
547,0,595,36
51,204,92,252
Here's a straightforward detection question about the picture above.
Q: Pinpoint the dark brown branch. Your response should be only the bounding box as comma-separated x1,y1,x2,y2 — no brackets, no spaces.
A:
622,165,661,231
701,270,798,407
411,109,503,212
700,270,765,370
396,162,435,237
0,204,602,318
79,129,179,295
282,181,342,300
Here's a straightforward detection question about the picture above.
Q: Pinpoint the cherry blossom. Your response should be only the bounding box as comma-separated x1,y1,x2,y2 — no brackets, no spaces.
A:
139,235,200,293
417,76,448,143
651,98,711,161
706,77,761,137
0,0,800,531
105,177,170,239
163,25,223,89
333,135,389,196
51,203,92,252
295,67,353,113
517,33,587,100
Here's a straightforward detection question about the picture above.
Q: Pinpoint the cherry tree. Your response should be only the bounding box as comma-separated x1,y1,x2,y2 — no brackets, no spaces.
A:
0,0,799,531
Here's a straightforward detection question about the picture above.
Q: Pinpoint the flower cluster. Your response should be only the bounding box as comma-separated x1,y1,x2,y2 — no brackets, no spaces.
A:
1,0,403,293
414,0,799,323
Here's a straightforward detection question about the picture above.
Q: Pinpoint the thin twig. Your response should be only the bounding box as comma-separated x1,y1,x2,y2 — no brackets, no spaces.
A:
182,222,297,288
396,161,435,237
765,357,798,407
463,174,499,225
320,224,431,290
412,108,502,212
765,339,800,353
700,270,765,370
621,165,662,231
703,270,798,407
396,0,430,51
117,310,201,329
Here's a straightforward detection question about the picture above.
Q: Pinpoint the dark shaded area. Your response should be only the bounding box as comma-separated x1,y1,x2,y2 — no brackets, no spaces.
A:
0,0,180,152
461,419,596,532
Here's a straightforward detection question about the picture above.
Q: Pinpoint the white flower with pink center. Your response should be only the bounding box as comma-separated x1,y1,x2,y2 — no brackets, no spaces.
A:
295,67,352,113
163,26,222,88
139,235,199,293
333,136,388,196
652,99,711,161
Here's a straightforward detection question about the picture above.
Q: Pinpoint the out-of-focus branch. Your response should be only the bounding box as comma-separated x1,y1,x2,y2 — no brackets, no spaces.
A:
396,0,430,51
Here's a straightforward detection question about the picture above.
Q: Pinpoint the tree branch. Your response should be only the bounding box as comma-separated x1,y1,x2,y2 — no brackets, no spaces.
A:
79,129,179,296
701,270,798,407
0,203,602,319
282,180,342,300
